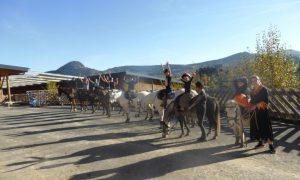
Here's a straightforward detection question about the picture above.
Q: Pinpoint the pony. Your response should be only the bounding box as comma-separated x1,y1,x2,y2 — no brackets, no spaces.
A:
162,92,221,141
58,79,77,112
109,90,149,122
225,99,251,147
93,88,111,117
152,89,184,124
139,91,157,120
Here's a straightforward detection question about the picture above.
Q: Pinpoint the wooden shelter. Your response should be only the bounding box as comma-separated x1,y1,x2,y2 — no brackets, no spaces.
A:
89,71,182,91
0,64,29,105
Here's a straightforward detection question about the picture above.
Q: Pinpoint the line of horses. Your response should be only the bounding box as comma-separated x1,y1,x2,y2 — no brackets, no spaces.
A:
58,79,248,146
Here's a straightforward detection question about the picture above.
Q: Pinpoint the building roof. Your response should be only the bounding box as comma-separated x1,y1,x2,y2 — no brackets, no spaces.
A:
2,71,83,88
0,64,29,76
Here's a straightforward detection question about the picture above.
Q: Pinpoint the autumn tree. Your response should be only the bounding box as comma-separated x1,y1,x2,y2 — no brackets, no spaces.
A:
255,25,298,88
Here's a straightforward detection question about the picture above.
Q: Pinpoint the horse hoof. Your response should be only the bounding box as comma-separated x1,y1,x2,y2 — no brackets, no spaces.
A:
125,119,130,123
212,136,217,140
185,133,189,137
197,137,207,142
179,134,183,138
240,144,246,148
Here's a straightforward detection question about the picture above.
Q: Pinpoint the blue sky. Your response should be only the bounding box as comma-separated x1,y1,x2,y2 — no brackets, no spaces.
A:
1,0,300,72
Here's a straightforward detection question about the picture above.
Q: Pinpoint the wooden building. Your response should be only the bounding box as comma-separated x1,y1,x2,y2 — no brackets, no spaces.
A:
0,64,29,105
89,71,182,91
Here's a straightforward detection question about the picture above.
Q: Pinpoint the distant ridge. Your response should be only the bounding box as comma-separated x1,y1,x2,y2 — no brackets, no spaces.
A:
47,50,300,76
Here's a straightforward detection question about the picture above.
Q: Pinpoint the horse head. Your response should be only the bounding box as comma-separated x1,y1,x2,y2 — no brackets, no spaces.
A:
225,100,240,128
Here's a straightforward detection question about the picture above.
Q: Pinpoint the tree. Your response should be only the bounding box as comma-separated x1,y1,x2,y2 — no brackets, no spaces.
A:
46,82,59,105
255,25,298,88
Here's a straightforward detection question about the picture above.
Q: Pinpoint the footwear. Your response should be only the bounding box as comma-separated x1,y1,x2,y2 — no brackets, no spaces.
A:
254,141,265,149
269,144,276,154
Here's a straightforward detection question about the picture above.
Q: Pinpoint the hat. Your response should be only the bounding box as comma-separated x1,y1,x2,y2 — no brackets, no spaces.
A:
163,69,170,73
195,81,203,89
181,73,191,79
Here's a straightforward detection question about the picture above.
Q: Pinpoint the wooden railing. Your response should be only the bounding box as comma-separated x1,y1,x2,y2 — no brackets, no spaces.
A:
207,88,300,122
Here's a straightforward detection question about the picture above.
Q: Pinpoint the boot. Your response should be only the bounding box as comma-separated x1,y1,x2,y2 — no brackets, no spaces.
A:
254,141,265,149
269,144,276,154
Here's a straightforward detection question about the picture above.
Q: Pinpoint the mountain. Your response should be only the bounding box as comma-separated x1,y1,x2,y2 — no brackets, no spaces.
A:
105,52,255,76
47,61,102,76
287,49,300,64
48,50,300,77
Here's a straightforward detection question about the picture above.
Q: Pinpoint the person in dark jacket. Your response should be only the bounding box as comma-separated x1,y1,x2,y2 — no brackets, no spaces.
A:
248,75,276,154
161,68,172,108
175,72,196,111
188,81,207,141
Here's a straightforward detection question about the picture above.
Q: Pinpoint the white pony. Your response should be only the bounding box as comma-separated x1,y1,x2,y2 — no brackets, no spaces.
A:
110,90,150,122
139,90,157,120
140,89,188,124
225,99,251,147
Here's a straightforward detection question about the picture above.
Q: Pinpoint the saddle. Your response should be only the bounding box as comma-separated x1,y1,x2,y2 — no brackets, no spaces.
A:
125,91,138,100
157,89,175,100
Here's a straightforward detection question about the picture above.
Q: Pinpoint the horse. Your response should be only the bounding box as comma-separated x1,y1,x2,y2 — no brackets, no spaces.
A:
109,90,149,122
163,91,221,141
58,79,77,112
161,90,197,138
139,90,157,120
225,99,251,147
150,89,184,124
93,87,111,117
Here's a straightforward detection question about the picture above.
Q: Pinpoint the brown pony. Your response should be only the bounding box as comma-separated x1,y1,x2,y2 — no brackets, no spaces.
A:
58,79,77,112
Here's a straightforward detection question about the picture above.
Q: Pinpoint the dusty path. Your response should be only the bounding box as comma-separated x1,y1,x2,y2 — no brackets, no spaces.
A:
0,106,299,180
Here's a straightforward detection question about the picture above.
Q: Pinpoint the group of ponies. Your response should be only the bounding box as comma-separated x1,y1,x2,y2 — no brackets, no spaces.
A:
58,78,111,117
58,78,251,146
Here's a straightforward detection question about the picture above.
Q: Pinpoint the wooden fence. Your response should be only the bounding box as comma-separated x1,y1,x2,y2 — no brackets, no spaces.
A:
207,88,300,122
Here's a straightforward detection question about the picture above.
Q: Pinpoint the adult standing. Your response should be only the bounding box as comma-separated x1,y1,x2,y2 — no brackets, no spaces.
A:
249,75,276,154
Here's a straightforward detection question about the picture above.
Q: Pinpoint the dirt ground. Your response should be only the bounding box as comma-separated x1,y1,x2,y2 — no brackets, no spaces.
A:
0,106,299,180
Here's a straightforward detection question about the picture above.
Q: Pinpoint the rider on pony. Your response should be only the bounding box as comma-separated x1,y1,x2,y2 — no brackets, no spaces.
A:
161,63,172,108
175,72,196,111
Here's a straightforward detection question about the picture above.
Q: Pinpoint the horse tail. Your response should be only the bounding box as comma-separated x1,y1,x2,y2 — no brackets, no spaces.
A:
215,99,221,136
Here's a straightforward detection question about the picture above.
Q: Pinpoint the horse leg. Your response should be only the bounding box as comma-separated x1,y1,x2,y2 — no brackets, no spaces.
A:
178,115,184,138
144,110,149,120
183,116,190,136
135,104,141,118
239,125,246,147
125,113,130,123
207,127,211,137
197,119,207,142
235,136,240,145
85,101,88,112
70,100,73,112
73,100,77,112
106,104,111,118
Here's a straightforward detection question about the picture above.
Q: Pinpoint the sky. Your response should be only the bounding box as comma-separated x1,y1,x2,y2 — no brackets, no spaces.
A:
1,0,300,72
